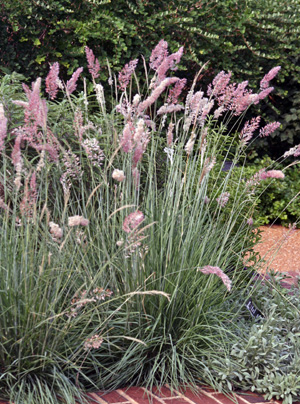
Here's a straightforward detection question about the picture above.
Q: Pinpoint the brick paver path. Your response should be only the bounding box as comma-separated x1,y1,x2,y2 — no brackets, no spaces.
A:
2,385,297,404
85,385,292,404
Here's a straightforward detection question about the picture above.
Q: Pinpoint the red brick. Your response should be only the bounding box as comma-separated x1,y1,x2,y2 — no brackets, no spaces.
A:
118,387,162,404
96,391,128,403
162,399,196,404
201,387,219,394
235,392,268,403
152,386,180,399
178,388,220,404
211,392,244,404
86,392,123,404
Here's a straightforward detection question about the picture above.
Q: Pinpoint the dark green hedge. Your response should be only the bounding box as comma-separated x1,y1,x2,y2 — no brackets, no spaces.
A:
1,0,300,80
1,0,300,156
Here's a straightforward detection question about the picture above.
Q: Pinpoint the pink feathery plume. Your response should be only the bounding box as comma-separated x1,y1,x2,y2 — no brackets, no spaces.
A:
118,59,139,92
247,218,254,226
29,172,37,204
155,47,184,85
260,170,285,179
0,104,7,152
213,106,225,119
260,66,281,90
157,104,184,115
230,81,253,115
167,78,187,104
240,116,261,144
132,119,150,167
259,122,280,137
68,215,89,226
120,122,135,153
166,122,175,146
45,62,60,100
258,87,274,101
207,71,232,97
123,210,144,233
85,47,100,79
200,101,214,124
197,265,232,292
66,67,83,95
149,39,169,70
13,77,47,135
27,78,42,126
31,143,59,162
132,167,140,188
11,134,23,167
133,143,144,168
284,144,300,158
216,192,230,207
19,171,37,217
138,77,180,114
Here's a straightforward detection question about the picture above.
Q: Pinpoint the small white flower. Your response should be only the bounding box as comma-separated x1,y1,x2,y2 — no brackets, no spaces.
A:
112,169,125,182
68,215,89,227
164,147,174,165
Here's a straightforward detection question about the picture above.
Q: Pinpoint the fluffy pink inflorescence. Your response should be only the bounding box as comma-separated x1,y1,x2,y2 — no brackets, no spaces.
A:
166,122,175,146
49,221,63,241
14,78,45,130
123,210,144,233
260,66,281,90
149,40,184,88
167,78,187,104
155,47,184,86
149,39,169,70
68,215,89,227
85,46,100,79
112,169,125,182
207,70,276,115
11,134,23,167
132,143,144,167
66,67,83,95
120,122,135,153
259,122,281,137
230,81,253,115
258,87,274,100
207,71,232,98
19,172,37,217
216,192,230,207
45,62,60,100
13,78,60,159
284,144,300,158
138,77,180,114
197,265,232,292
240,116,261,144
260,170,285,180
157,104,184,115
82,138,104,167
84,335,103,350
132,167,140,187
247,217,254,226
118,59,139,92
132,118,150,168
0,104,7,152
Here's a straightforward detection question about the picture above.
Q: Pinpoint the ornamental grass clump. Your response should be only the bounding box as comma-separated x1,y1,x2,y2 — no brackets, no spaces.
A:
0,41,293,403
